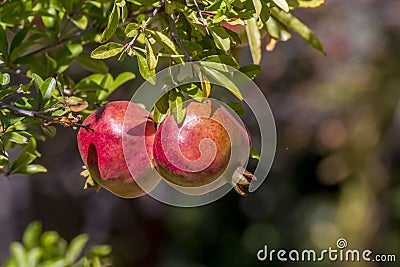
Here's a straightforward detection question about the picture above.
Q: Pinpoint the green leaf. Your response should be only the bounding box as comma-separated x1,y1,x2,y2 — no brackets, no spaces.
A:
245,18,262,64
10,242,27,267
26,247,42,267
266,16,283,40
147,30,184,63
91,42,124,59
136,51,156,85
125,23,139,37
77,54,109,73
5,132,28,145
41,125,57,138
210,27,231,53
287,0,325,8
252,0,262,18
250,147,260,160
111,72,136,90
145,37,158,71
99,4,119,43
239,64,261,79
228,102,245,116
121,5,128,22
17,164,47,174
40,78,56,103
180,84,203,101
168,89,186,124
97,72,135,101
65,234,89,264
41,231,60,247
71,15,88,30
22,221,42,250
0,26,8,55
10,27,28,53
271,7,326,54
272,0,290,12
153,92,169,123
88,245,112,257
32,74,44,91
202,66,243,100
0,72,10,85
201,55,239,69
10,138,38,174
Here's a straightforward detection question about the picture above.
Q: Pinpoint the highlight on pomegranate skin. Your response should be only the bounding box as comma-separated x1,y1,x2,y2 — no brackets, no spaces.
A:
77,101,160,198
152,98,252,196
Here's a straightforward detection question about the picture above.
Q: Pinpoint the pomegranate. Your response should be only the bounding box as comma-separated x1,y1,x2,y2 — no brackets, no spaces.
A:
77,101,159,198
152,99,254,195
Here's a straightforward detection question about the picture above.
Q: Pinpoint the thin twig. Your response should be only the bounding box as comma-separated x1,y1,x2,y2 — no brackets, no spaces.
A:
0,88,29,103
124,0,166,53
0,102,53,121
0,102,90,130
191,0,210,35
169,14,192,62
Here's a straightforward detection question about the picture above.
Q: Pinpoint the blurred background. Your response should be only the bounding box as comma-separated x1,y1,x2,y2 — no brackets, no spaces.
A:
1,0,399,266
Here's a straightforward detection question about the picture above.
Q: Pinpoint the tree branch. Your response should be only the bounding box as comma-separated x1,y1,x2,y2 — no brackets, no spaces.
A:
169,14,192,62
124,0,166,53
0,102,92,131
191,0,210,35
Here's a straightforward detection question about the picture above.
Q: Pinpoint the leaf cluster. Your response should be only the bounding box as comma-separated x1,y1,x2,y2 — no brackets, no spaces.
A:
2,221,112,267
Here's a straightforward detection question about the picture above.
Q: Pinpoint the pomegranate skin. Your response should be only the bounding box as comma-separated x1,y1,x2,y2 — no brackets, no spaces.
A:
153,116,231,187
77,101,157,198
152,100,250,193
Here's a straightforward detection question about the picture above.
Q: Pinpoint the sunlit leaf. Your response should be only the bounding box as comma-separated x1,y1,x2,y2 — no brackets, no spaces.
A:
71,15,88,30
91,42,124,59
210,27,231,53
272,0,290,12
0,73,10,85
245,18,262,64
136,51,156,85
203,66,243,100
99,4,119,43
125,23,139,37
271,7,326,54
145,37,158,71
239,64,261,79
168,89,186,124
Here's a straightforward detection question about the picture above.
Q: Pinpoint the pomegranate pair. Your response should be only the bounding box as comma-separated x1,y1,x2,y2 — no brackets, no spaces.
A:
77,100,252,198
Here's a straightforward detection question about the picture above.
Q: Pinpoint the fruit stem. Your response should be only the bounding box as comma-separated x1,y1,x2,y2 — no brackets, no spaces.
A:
231,167,256,196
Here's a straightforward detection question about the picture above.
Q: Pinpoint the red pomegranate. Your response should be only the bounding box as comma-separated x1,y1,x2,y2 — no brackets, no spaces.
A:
77,101,158,198
152,99,253,195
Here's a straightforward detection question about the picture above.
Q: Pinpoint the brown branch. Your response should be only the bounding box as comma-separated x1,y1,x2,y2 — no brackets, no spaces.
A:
0,102,91,131
169,14,192,62
191,0,210,35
